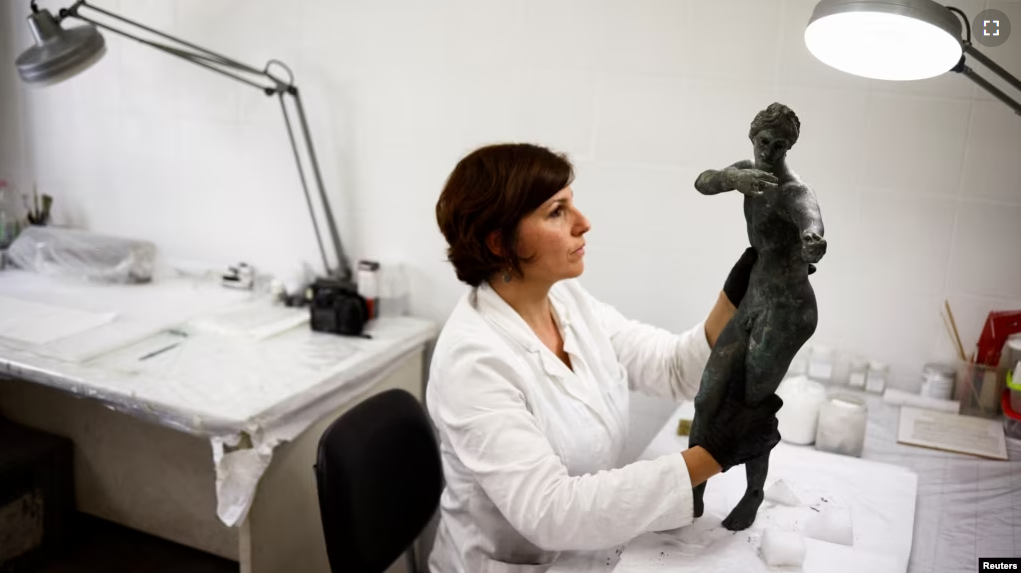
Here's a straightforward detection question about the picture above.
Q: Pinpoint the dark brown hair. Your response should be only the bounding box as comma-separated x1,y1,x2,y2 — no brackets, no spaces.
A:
436,143,575,287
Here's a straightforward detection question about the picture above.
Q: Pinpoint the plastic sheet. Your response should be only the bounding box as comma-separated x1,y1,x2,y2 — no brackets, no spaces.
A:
0,270,436,526
8,226,157,283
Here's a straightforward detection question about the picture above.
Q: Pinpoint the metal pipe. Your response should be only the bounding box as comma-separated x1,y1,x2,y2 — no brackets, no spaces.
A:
279,94,332,275
75,0,266,77
960,64,1021,114
73,14,273,92
964,43,1022,90
292,88,352,282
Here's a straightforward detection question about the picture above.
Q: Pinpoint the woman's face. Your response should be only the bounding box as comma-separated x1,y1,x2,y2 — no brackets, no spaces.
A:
515,186,591,283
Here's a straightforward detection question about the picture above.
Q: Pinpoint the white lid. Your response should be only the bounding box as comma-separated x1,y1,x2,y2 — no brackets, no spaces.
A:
813,345,834,357
830,395,865,410
777,375,826,398
869,360,887,370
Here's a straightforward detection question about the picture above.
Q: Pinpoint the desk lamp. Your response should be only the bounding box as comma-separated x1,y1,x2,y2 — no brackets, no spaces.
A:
806,0,1020,114
15,0,355,283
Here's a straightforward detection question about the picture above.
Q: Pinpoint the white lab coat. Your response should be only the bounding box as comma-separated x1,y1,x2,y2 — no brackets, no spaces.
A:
426,279,713,573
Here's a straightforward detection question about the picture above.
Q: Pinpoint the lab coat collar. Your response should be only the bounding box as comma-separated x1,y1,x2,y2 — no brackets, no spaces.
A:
475,281,543,354
475,282,579,381
475,281,615,431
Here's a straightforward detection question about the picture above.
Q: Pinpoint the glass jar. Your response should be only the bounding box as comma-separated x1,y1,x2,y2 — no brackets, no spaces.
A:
815,395,868,457
920,363,956,400
865,360,888,393
808,345,834,383
830,351,851,386
848,357,868,389
775,376,827,445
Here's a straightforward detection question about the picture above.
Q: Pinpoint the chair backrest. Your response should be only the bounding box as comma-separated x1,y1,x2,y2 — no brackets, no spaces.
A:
314,388,443,573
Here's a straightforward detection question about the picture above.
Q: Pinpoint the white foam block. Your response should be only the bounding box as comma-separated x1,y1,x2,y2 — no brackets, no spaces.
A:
760,528,807,567
765,479,801,506
804,507,854,546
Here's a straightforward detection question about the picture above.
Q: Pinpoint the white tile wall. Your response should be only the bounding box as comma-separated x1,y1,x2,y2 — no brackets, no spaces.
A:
856,192,959,297
948,199,1022,300
961,99,1022,202
1,1,1019,438
861,94,972,197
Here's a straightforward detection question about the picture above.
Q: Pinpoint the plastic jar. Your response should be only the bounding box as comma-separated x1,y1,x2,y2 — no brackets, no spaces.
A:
776,376,828,445
808,345,834,383
920,363,956,400
865,361,888,393
848,357,868,389
815,395,868,457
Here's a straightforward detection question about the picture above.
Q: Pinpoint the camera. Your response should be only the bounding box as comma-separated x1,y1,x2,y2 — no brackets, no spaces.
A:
307,278,370,337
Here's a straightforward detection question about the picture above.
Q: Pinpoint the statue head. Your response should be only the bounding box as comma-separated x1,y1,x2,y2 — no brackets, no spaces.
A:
749,103,800,168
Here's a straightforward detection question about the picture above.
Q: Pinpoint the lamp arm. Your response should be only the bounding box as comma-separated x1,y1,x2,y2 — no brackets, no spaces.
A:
68,1,267,79
63,2,282,93
958,63,1022,114
945,6,971,44
58,0,353,279
963,43,1021,90
944,5,1020,115
73,14,277,92
288,88,353,283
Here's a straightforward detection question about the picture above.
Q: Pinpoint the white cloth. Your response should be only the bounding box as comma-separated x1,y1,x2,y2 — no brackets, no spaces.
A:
426,279,713,573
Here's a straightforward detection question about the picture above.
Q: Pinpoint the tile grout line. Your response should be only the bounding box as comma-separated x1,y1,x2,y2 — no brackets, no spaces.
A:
938,98,978,299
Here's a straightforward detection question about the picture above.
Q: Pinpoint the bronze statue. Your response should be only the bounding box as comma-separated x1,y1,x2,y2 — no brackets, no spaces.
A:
689,103,825,531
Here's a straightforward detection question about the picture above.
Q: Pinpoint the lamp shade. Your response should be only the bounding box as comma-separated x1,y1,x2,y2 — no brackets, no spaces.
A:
805,0,963,81
15,8,106,85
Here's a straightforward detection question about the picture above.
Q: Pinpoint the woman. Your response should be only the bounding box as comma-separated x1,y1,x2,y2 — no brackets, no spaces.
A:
427,143,782,572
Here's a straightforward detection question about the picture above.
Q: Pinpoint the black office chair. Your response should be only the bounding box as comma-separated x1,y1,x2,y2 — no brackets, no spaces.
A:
314,389,443,573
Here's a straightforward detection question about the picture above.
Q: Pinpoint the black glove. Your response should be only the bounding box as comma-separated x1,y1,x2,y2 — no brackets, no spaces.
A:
722,247,757,306
698,383,783,473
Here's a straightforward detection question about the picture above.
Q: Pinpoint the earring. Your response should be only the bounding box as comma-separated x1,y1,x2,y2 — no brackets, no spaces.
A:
502,269,512,283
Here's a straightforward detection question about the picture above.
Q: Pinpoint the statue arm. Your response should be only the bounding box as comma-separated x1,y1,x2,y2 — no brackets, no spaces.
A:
694,160,753,195
782,183,826,263
783,183,824,237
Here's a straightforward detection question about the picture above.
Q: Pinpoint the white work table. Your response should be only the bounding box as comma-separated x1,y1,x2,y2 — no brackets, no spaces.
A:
0,269,435,573
552,391,1021,573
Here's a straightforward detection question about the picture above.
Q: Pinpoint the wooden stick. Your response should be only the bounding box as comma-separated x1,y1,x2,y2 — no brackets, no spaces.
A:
944,300,967,362
941,310,964,362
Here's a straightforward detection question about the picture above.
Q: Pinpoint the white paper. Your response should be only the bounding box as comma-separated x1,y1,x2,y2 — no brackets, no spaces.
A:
190,301,309,339
897,406,1008,460
0,295,116,344
883,389,960,413
0,270,252,363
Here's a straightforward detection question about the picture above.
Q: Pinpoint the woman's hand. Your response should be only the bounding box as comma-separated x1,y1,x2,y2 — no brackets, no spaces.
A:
723,247,757,307
696,382,783,473
705,247,757,347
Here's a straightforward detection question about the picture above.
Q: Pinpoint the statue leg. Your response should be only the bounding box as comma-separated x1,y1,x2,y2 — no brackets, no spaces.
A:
688,313,751,518
722,307,814,531
721,455,769,531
